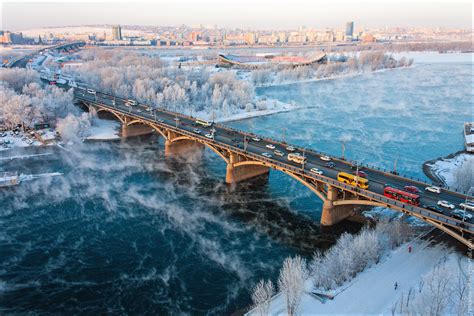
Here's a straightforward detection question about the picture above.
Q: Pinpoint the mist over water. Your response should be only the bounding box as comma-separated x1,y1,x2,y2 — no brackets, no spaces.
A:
0,58,472,314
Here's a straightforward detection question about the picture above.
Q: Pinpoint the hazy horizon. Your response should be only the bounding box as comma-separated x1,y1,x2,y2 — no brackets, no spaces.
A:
1,0,473,32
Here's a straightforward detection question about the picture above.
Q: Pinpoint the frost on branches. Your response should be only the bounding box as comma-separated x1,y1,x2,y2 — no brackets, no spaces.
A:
66,49,256,118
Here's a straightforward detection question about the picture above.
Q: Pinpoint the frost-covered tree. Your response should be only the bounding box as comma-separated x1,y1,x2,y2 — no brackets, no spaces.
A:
278,255,308,316
56,113,91,141
251,279,275,316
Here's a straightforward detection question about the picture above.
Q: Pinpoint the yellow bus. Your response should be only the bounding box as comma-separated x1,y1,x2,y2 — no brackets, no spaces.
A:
195,119,212,127
337,172,369,189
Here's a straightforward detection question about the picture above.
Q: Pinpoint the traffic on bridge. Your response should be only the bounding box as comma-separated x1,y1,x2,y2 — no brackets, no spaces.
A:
73,87,474,248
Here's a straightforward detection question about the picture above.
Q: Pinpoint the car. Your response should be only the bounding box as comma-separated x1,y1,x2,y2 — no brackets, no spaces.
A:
204,134,213,139
137,109,142,113
181,122,188,126
146,107,152,112
320,155,332,162
459,202,474,212
425,186,441,194
425,205,444,214
404,186,421,194
310,168,323,175
274,150,284,157
437,200,455,210
355,171,368,178
286,146,295,152
326,162,336,168
157,119,164,123
261,152,272,158
193,129,201,134
451,209,473,221
174,117,180,121
265,144,275,150
252,137,261,142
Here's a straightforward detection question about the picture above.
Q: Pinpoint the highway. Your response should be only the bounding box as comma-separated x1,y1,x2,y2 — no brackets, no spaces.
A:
74,88,474,234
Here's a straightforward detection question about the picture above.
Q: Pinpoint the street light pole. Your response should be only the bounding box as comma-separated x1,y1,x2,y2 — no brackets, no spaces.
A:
302,146,307,172
462,187,474,223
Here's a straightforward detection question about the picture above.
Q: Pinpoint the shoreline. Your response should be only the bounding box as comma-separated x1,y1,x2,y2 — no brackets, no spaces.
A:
422,149,469,187
253,64,414,89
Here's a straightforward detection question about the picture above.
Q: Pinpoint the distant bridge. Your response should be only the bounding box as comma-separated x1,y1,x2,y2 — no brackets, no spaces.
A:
74,88,473,249
4,41,85,68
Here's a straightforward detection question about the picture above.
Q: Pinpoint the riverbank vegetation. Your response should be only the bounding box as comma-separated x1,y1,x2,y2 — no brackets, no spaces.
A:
250,51,413,86
251,220,414,314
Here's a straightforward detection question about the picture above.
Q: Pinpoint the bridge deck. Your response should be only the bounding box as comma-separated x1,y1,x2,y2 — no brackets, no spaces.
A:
73,89,474,240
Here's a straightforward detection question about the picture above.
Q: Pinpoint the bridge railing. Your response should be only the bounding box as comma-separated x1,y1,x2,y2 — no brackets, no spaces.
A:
214,123,472,196
75,93,474,233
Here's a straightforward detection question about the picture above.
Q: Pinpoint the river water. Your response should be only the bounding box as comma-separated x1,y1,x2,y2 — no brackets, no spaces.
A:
0,53,472,314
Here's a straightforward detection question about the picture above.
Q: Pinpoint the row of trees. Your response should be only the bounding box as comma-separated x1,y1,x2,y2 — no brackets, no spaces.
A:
251,220,413,315
66,49,256,118
250,51,413,86
0,68,77,136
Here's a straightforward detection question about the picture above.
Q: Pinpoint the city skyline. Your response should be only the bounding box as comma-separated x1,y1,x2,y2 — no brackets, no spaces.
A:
2,0,473,31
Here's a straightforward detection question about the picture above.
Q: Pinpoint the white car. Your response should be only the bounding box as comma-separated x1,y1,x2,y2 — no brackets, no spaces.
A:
451,209,473,221
193,129,201,134
157,119,164,123
310,168,323,175
274,150,284,157
425,186,441,194
136,109,142,113
261,152,272,158
252,137,261,142
204,134,213,139
459,202,474,211
320,155,332,162
437,200,455,209
286,146,295,152
265,144,275,150
174,117,180,121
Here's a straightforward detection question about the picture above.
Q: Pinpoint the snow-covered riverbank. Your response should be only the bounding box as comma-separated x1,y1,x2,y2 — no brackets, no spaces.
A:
247,237,471,315
423,151,473,191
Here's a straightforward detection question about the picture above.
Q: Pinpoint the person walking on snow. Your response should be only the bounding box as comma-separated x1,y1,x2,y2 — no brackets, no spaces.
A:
394,282,398,290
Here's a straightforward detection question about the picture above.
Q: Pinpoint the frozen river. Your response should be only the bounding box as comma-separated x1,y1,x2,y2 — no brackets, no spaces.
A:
0,53,472,314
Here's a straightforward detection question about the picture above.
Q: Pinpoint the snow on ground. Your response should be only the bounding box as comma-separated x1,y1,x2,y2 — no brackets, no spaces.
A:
193,98,298,123
0,131,42,151
253,238,450,315
392,51,473,64
85,118,120,140
426,152,473,188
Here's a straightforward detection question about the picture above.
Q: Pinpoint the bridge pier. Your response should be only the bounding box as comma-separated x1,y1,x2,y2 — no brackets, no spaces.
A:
320,185,355,226
225,153,269,184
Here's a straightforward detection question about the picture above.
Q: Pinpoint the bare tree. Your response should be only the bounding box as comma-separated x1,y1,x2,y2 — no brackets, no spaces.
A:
251,279,275,316
278,255,308,316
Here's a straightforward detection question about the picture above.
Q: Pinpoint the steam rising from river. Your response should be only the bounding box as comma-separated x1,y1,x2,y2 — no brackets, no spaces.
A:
0,136,343,314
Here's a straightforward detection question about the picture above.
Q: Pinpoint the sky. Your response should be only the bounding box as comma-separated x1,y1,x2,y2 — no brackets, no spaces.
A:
1,0,473,31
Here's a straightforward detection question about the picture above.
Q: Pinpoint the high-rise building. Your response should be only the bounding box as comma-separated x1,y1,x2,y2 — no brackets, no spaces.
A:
345,21,354,40
112,25,122,40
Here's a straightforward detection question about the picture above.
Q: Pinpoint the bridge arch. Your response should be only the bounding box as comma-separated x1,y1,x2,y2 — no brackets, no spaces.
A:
233,160,327,202
95,107,126,124
333,199,386,208
169,136,230,164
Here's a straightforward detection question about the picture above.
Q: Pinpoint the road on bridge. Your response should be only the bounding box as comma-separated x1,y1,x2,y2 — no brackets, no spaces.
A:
74,89,474,243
